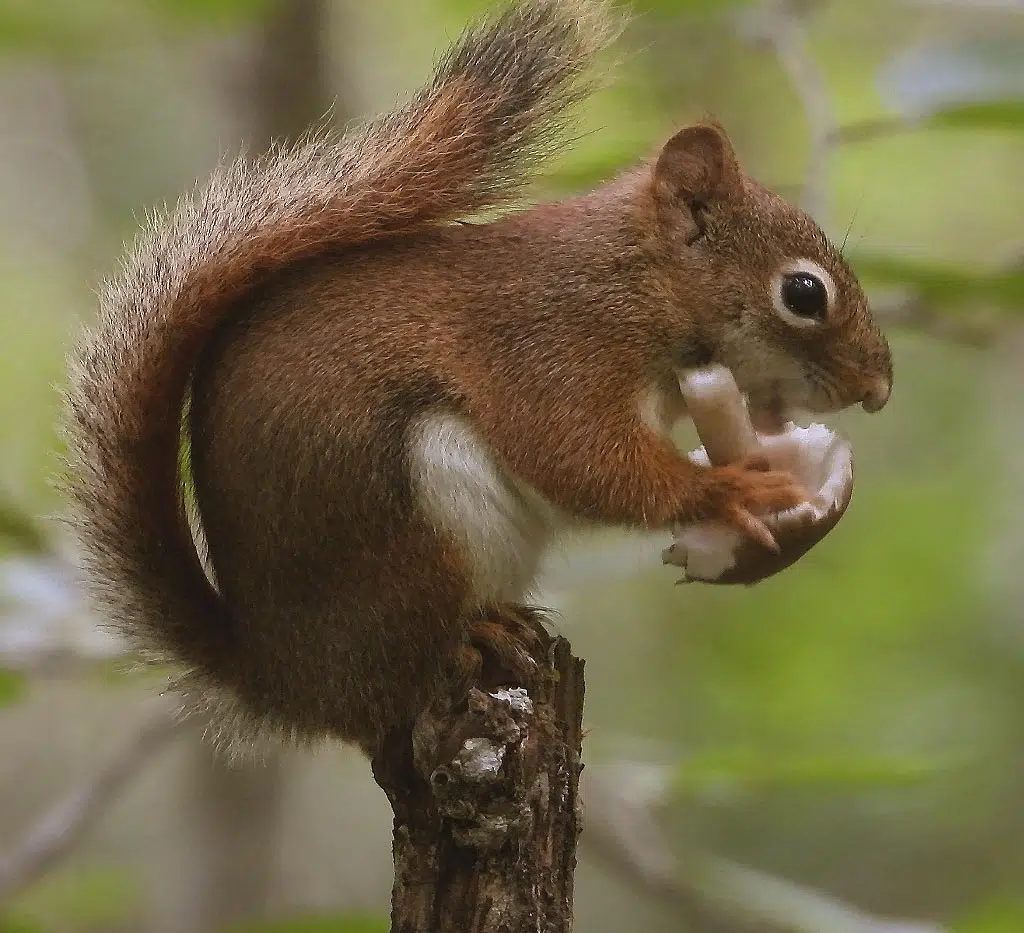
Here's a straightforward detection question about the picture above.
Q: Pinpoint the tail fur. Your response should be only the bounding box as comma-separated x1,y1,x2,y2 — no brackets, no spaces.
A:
61,0,614,728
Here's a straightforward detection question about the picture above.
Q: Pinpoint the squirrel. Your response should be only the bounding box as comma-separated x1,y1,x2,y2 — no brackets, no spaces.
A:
62,0,892,755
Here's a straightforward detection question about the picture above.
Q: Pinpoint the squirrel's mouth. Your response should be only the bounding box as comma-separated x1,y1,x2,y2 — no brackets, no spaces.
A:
746,391,791,435
745,380,844,435
749,398,846,436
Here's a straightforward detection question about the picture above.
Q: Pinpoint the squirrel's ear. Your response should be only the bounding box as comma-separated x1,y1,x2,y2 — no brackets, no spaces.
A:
652,122,743,239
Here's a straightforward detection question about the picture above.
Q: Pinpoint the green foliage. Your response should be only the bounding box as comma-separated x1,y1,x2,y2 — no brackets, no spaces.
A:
0,670,27,707
0,917,44,933
0,0,114,53
954,900,1024,933
0,260,81,509
0,499,49,554
218,916,389,933
852,254,1024,313
0,0,172,55
925,101,1024,133
543,132,651,191
147,0,272,24
6,867,140,932
0,0,270,54
672,748,942,801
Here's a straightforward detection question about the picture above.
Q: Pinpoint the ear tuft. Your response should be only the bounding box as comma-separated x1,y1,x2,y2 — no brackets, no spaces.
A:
653,121,743,213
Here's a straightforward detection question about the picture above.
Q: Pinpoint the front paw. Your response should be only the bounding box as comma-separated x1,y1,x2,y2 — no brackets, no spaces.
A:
701,455,807,551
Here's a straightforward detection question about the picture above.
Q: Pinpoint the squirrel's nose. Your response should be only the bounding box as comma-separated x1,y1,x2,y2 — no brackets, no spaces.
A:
860,376,891,413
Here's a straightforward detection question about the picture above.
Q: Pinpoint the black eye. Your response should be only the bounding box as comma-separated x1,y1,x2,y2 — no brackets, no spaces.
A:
781,272,829,320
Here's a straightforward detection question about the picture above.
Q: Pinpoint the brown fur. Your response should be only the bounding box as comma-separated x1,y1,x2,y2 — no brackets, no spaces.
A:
61,0,891,755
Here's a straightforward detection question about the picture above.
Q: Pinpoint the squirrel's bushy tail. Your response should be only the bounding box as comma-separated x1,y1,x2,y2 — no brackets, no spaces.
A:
61,0,614,717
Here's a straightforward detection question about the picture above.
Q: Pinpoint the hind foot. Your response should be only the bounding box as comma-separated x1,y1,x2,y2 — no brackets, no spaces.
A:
459,604,550,692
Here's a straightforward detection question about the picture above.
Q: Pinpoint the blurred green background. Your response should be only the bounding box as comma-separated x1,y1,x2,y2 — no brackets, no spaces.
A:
0,1,1022,931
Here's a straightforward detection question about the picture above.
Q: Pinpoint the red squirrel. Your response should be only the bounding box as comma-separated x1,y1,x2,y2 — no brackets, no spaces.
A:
62,0,892,754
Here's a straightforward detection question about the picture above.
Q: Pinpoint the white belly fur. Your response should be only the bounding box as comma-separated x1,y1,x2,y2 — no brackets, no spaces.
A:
408,382,689,608
408,412,561,607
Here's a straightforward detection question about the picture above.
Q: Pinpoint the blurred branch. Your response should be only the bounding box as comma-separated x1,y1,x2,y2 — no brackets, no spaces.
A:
739,1,836,224
829,117,913,147
177,731,287,932
582,761,946,933
0,705,184,903
867,289,1001,347
0,640,120,678
250,0,336,148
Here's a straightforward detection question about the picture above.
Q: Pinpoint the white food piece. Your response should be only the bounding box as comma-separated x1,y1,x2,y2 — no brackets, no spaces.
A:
676,366,759,465
665,366,855,585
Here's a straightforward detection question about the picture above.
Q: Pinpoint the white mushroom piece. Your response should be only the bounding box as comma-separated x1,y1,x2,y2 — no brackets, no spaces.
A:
663,365,854,585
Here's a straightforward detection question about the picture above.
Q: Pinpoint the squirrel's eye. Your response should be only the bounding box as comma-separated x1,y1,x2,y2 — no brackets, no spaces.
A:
771,261,834,328
781,273,828,320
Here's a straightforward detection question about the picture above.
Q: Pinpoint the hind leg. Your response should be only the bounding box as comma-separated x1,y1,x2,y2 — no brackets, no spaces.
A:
454,604,551,692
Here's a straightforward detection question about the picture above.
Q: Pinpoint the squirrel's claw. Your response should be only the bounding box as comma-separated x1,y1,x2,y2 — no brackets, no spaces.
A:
729,507,780,552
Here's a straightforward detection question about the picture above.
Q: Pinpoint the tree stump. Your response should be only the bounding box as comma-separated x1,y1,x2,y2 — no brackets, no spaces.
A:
372,631,585,933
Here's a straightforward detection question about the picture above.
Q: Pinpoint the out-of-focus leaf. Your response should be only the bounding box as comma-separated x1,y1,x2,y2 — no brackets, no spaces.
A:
879,37,1024,122
672,748,943,800
953,899,1024,933
925,101,1024,132
0,499,49,554
219,916,389,933
0,670,27,707
8,867,139,930
0,0,269,53
543,139,649,191
0,0,149,53
0,916,44,933
851,255,1024,312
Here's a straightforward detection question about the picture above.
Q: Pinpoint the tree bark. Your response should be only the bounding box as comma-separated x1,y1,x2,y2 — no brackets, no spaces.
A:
373,632,586,933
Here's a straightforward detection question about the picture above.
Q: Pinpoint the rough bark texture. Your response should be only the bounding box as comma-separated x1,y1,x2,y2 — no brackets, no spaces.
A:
372,632,586,933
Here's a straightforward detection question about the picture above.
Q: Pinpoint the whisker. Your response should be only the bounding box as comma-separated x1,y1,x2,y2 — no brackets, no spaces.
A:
850,205,880,257
806,364,840,408
840,192,865,257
